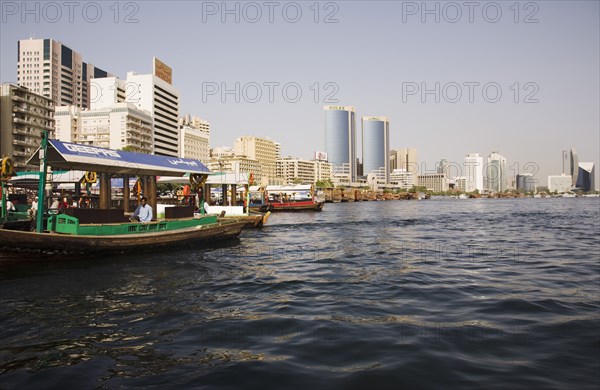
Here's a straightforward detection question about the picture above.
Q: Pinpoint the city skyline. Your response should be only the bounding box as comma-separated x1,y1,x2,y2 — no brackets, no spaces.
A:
1,1,598,187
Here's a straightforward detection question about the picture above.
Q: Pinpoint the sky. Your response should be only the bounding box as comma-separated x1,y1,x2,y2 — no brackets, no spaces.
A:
1,0,599,187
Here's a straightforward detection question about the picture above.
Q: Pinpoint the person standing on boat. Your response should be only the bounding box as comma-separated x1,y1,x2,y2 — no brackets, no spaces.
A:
6,199,15,212
131,197,153,223
29,196,38,217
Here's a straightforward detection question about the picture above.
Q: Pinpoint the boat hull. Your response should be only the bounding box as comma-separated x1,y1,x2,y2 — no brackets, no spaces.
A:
219,212,270,228
248,204,272,212
268,201,324,212
0,219,246,259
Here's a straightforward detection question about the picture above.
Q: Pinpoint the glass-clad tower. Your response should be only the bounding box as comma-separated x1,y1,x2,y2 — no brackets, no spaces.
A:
362,116,390,182
324,106,356,181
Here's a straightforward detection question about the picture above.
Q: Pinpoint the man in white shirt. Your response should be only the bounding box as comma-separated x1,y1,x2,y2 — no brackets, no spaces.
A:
131,197,153,223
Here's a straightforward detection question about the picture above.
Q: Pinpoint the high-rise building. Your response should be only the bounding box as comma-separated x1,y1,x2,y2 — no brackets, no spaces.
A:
576,162,595,192
486,151,507,193
125,59,179,156
437,159,449,176
464,153,484,193
361,116,390,183
54,103,153,153
17,38,111,109
324,105,356,181
516,173,535,192
568,148,579,187
234,136,278,184
89,59,180,156
390,148,418,184
1,84,54,171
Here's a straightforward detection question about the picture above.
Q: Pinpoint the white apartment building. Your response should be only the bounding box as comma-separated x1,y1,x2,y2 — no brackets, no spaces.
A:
178,114,210,162
17,38,111,109
418,173,449,192
54,103,153,153
276,157,333,184
464,153,484,192
180,114,210,136
54,105,81,142
206,156,263,183
548,174,572,193
234,136,278,184
452,176,468,192
211,146,235,158
390,168,415,190
179,126,210,163
315,160,333,183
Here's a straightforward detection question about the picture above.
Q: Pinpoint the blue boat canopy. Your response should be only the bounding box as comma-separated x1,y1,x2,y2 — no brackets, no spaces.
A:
28,140,211,176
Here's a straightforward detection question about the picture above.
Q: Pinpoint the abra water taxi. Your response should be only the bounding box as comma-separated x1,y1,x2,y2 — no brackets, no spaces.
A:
0,133,245,259
263,185,325,212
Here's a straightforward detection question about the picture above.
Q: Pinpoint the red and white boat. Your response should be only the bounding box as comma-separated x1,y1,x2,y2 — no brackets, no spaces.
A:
264,185,325,212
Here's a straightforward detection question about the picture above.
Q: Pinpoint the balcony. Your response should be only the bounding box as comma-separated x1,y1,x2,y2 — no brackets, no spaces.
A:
13,117,51,129
12,127,33,136
12,139,38,147
12,94,52,109
11,150,30,157
12,106,52,120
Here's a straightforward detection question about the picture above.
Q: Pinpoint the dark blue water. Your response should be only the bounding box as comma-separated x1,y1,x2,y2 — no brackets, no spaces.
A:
1,198,599,389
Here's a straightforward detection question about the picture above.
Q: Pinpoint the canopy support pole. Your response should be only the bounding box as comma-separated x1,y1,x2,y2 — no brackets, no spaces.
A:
99,173,111,209
35,131,49,233
231,184,237,207
148,176,157,220
123,174,130,213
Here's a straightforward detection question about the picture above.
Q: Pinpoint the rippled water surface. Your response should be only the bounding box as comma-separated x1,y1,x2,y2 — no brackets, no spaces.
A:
1,198,599,389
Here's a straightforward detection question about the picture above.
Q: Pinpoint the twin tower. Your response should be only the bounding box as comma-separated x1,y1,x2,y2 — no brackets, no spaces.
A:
324,106,389,183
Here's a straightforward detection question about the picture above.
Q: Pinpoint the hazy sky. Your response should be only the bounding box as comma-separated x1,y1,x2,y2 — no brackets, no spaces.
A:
1,1,598,187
